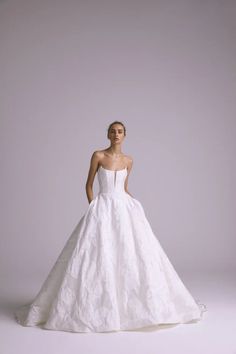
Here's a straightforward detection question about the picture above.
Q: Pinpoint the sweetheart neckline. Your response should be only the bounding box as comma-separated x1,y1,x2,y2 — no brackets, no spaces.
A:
99,165,127,172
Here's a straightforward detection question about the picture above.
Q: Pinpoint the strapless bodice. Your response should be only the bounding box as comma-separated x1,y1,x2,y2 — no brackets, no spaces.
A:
97,165,128,196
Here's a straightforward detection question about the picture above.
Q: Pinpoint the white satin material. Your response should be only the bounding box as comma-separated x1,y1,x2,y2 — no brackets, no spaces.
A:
15,165,207,333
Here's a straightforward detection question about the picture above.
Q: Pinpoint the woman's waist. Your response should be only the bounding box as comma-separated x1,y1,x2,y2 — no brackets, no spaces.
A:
98,189,127,197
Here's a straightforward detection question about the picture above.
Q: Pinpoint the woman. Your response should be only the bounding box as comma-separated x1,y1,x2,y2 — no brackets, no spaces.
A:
85,121,134,204
15,121,207,333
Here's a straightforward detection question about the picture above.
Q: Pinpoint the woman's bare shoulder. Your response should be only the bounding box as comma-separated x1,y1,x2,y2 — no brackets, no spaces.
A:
124,154,133,168
90,150,105,159
124,154,133,161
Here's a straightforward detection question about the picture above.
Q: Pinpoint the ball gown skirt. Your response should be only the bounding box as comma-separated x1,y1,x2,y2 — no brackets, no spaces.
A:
15,165,207,333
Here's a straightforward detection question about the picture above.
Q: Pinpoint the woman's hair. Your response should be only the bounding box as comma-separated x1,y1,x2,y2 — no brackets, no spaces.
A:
107,121,126,137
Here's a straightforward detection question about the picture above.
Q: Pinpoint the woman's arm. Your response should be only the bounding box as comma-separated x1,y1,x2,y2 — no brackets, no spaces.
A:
124,156,134,197
85,151,100,203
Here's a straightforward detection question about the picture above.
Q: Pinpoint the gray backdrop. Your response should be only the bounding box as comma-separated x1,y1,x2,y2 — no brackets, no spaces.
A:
1,0,235,287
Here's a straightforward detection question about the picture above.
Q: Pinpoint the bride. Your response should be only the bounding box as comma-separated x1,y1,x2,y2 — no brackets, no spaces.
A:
15,121,207,333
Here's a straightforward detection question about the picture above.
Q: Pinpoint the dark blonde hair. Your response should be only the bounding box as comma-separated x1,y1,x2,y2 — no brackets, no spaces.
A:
107,121,126,137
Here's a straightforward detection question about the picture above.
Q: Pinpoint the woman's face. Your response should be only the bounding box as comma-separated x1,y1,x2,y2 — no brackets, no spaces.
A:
108,124,125,144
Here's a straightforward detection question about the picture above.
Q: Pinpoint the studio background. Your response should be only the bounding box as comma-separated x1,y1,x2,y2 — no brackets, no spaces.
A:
0,1,235,353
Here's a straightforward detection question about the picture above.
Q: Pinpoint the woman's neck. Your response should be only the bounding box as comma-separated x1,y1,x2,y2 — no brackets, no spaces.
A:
106,146,122,156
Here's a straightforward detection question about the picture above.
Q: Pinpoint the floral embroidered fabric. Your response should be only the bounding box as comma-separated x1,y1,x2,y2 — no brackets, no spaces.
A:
15,165,207,333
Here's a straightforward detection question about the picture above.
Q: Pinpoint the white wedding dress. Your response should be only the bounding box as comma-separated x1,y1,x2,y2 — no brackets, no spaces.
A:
15,165,207,333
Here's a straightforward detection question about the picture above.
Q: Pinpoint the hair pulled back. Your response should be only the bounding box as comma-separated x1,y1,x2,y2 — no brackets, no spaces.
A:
107,121,126,138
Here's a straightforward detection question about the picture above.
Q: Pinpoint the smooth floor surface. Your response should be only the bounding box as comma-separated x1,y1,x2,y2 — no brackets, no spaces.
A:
0,270,235,354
